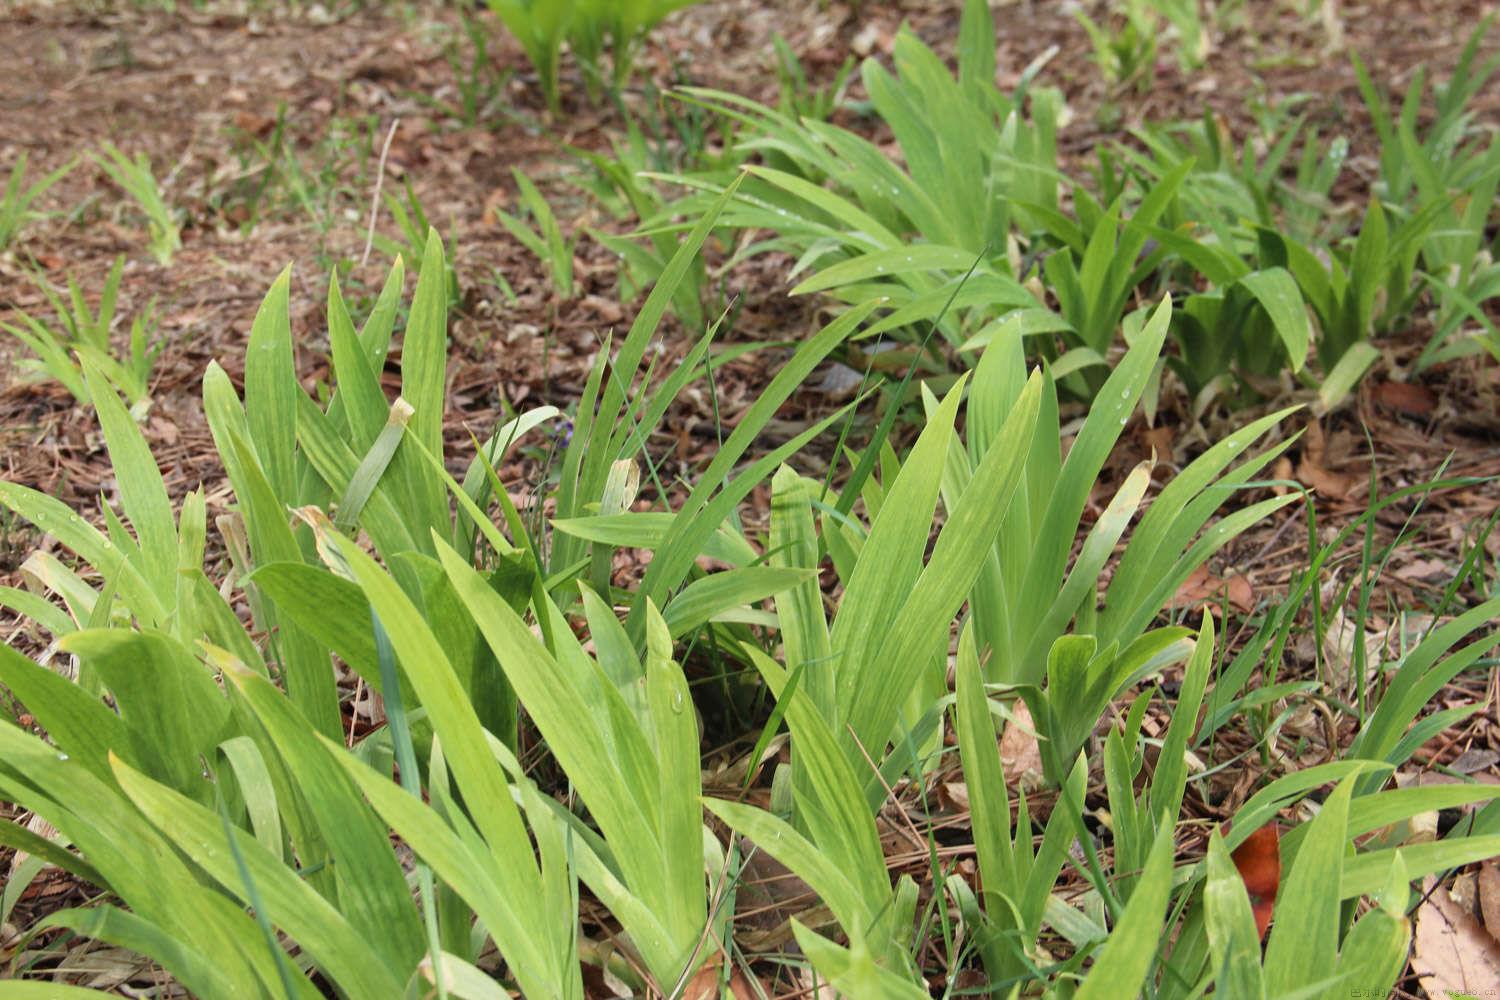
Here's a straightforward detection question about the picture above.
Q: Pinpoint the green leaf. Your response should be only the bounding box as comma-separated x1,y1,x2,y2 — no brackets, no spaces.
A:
242,267,299,503
60,629,231,798
111,753,408,997
328,529,578,998
1073,819,1175,999
1203,831,1267,1000
792,922,929,998
1265,777,1353,995
0,642,132,783
79,356,177,598
395,229,453,544
1326,340,1380,410
662,566,814,638
847,371,1043,774
1239,267,1311,371
224,662,426,968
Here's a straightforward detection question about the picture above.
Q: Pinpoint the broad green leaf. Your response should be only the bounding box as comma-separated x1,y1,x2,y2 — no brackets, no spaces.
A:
242,267,299,503
1203,831,1267,1000
662,566,814,638
1239,267,1311,371
111,754,409,998
225,662,426,968
80,357,177,597
793,922,928,999
1074,819,1175,1000
1265,777,1353,995
61,629,231,798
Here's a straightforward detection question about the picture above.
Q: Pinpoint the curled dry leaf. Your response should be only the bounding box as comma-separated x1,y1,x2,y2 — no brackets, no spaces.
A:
1172,564,1254,614
1229,824,1281,939
681,958,758,1000
1296,418,1362,499
1415,876,1500,997
999,699,1045,791
1480,862,1500,947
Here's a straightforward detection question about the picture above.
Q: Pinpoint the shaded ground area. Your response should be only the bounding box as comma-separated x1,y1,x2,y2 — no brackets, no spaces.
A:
2,0,1499,993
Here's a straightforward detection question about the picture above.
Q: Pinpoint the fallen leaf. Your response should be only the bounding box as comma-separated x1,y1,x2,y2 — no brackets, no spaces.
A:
1452,749,1500,775
999,700,1044,790
482,186,510,223
1319,607,1394,692
1296,455,1361,499
939,781,970,811
1173,565,1254,614
231,110,276,137
1138,424,1174,462
1373,380,1437,417
147,415,180,447
1415,876,1500,997
1230,824,1281,939
733,837,817,950
1271,455,1294,495
681,959,756,1000
1393,557,1451,583
1297,418,1362,499
1480,863,1500,946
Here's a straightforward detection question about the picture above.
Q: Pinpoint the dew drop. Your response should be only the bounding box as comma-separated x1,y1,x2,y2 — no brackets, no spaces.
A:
671,690,685,714
57,753,69,762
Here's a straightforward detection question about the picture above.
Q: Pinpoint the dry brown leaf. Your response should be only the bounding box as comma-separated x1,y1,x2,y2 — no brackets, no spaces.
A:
1297,418,1362,499
1480,863,1500,947
1172,565,1254,614
733,837,819,950
1000,700,1044,790
1373,380,1437,417
1452,749,1500,775
1138,424,1174,462
681,959,757,1000
1295,455,1361,499
940,781,970,811
1414,877,1500,997
1319,608,1391,692
1271,455,1294,496
1393,558,1452,583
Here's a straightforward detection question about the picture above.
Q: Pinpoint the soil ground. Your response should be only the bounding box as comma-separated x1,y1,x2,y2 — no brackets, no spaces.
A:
2,0,1499,995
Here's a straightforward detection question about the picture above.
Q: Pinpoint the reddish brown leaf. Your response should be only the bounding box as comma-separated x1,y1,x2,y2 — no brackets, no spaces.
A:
1372,380,1437,417
1230,824,1281,939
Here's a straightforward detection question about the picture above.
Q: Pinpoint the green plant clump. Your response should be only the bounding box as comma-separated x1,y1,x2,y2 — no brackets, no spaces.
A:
3,208,1498,995
486,0,704,115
